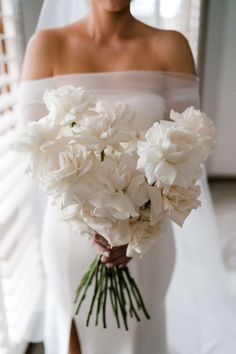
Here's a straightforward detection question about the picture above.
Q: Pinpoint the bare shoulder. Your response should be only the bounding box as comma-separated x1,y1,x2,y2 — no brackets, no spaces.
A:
152,29,196,75
21,28,62,80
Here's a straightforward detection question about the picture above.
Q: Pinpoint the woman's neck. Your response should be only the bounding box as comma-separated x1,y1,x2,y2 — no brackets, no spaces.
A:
85,3,136,42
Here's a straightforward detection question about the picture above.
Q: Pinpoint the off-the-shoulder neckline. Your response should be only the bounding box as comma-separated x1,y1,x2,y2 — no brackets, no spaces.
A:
20,70,199,84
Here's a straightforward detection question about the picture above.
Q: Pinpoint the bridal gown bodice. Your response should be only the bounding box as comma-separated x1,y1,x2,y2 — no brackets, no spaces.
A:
41,87,175,354
16,71,236,354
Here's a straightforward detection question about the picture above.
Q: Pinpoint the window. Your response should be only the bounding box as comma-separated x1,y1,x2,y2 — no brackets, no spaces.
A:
131,0,202,64
0,1,43,353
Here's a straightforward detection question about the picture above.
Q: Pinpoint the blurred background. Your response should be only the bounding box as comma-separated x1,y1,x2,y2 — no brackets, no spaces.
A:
0,0,235,353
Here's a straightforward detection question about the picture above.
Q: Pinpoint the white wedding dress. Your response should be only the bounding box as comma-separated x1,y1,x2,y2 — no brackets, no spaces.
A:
16,71,236,354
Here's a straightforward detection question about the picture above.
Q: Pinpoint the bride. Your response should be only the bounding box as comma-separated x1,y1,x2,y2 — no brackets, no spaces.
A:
18,0,236,354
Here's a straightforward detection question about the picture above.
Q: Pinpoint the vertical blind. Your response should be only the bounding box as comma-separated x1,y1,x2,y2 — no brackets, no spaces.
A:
0,1,43,353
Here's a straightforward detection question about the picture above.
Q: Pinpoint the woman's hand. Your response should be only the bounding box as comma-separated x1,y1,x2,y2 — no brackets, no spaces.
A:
90,233,132,268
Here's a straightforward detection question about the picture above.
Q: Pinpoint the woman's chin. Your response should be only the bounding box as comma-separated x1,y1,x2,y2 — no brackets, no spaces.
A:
95,0,131,13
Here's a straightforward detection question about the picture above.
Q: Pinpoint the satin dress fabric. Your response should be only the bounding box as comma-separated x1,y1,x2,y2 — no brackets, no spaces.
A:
16,71,236,354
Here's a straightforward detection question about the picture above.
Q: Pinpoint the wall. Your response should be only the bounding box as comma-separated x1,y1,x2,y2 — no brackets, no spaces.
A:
201,0,236,176
15,0,43,46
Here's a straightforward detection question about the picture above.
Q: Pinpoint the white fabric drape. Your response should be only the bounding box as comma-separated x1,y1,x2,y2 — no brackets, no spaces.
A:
36,0,88,31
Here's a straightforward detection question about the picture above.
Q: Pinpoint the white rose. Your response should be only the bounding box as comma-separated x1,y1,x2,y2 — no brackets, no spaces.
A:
126,173,149,208
41,144,94,196
170,106,215,138
97,153,137,191
137,121,202,187
146,185,164,225
119,136,139,155
162,183,201,226
127,218,165,257
56,162,103,208
43,86,95,125
170,106,216,159
80,208,131,247
89,189,139,220
12,114,64,176
61,155,139,223
72,100,136,151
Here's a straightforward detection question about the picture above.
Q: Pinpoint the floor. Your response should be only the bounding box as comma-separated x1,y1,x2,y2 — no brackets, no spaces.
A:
209,179,236,295
26,179,236,354
25,344,44,354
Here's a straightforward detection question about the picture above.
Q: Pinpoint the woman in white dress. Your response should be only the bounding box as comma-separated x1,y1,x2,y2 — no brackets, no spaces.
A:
17,1,236,354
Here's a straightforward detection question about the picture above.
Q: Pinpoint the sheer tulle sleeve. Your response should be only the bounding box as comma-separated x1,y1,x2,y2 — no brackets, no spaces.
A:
164,73,200,115
15,82,48,128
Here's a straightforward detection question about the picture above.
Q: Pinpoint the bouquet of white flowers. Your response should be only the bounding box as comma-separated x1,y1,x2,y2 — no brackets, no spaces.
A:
13,85,216,330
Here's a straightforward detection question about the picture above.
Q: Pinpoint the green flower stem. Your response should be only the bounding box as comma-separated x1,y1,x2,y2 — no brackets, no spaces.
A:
119,268,141,322
75,256,99,315
109,269,120,328
95,262,106,326
116,268,131,319
112,268,128,330
123,267,151,320
102,267,109,328
86,258,101,326
122,267,141,310
116,268,126,308
75,256,151,329
74,257,98,304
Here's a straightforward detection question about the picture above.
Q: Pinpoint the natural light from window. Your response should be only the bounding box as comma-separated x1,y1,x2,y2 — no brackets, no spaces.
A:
131,0,156,17
159,0,181,19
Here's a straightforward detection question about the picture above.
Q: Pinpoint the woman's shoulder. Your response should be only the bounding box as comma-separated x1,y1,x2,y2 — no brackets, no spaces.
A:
21,28,64,80
134,21,196,75
148,27,196,74
22,30,58,80
157,30,196,74
135,19,187,43
21,22,88,80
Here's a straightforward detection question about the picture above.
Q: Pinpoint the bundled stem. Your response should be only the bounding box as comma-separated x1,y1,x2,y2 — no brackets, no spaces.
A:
74,256,151,329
